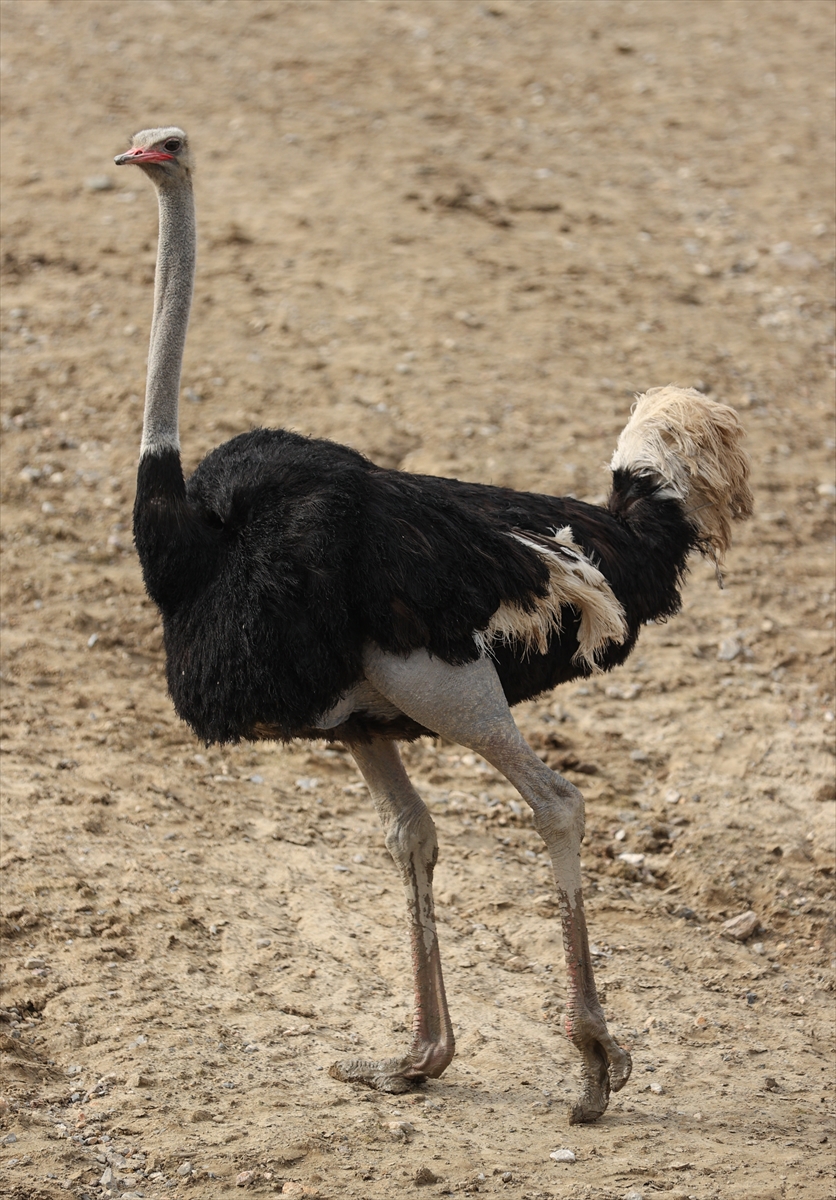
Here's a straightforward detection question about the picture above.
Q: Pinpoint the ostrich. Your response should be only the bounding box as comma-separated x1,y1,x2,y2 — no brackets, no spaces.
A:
115,127,752,1124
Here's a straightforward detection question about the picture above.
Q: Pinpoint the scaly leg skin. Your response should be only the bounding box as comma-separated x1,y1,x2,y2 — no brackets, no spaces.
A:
329,738,455,1093
362,646,632,1122
533,782,631,1122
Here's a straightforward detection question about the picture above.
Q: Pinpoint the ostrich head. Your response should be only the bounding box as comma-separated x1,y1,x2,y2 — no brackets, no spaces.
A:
609,385,753,564
115,126,193,181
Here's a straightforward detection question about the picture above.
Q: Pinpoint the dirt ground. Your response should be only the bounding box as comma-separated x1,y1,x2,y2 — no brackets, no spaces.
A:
1,2,834,1198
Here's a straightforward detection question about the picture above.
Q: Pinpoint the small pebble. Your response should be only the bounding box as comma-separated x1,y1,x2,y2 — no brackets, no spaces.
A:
717,636,741,661
24,957,46,969
618,852,645,867
86,175,114,191
650,1081,664,1094
236,1170,255,1186
127,1073,153,1088
387,1119,414,1140
721,910,759,941
550,1148,576,1163
605,682,642,700
177,1161,193,1176
414,1166,440,1186
4,1133,18,1144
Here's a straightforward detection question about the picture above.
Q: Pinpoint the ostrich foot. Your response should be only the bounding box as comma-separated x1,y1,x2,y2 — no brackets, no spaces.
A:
568,1019,632,1124
328,1055,427,1094
330,1035,452,1094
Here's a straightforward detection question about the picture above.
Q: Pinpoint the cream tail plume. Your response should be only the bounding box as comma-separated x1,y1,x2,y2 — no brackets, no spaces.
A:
609,385,753,567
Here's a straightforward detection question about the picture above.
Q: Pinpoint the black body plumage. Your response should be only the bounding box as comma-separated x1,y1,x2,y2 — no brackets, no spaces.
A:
133,428,699,746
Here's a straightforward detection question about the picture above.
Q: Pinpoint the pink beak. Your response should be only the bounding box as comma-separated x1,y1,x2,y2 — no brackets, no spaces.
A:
114,146,175,166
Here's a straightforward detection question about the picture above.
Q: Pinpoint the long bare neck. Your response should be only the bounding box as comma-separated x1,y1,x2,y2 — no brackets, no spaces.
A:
141,178,196,458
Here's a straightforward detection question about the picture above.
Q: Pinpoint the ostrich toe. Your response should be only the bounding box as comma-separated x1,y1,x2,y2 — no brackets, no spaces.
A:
568,1021,632,1124
328,1055,426,1093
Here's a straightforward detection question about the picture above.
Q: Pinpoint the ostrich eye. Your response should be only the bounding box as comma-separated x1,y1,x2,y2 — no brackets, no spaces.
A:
163,138,181,152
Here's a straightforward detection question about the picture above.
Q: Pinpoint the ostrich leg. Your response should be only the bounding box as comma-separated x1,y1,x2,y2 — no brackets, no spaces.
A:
329,738,455,1093
362,646,632,1123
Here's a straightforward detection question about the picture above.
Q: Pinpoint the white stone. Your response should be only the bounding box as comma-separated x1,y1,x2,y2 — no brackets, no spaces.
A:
717,637,741,661
618,852,645,867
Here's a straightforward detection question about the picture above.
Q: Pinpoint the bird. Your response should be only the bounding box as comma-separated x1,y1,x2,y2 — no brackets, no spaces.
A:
115,126,752,1124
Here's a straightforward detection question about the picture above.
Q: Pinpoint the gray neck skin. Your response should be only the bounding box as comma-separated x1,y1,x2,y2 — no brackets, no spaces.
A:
141,178,196,458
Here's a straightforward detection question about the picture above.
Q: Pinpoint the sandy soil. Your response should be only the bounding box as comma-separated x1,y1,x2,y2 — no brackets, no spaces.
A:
1,2,834,1198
